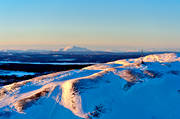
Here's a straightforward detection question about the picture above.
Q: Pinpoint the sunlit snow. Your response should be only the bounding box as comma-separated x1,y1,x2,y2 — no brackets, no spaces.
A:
0,53,180,119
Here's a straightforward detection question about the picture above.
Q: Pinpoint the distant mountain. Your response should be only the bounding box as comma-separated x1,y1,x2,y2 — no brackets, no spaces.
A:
0,53,180,119
59,46,92,52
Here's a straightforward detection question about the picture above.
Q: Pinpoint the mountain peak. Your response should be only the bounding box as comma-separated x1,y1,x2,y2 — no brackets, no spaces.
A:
59,46,91,52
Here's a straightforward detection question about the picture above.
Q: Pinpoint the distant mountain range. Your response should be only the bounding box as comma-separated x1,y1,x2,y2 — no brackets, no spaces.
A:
1,46,180,53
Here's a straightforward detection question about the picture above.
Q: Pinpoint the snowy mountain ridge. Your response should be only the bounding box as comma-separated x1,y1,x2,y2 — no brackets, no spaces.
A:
0,53,180,119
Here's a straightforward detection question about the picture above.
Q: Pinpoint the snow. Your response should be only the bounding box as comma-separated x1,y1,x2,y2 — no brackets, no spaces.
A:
0,53,180,119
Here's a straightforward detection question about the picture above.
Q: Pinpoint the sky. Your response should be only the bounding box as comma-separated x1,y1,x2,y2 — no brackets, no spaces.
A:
0,0,180,51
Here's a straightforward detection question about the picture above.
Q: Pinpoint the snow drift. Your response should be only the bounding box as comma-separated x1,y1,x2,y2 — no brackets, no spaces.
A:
0,53,180,119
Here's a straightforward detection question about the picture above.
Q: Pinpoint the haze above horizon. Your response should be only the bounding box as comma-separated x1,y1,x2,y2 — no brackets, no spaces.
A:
0,0,180,51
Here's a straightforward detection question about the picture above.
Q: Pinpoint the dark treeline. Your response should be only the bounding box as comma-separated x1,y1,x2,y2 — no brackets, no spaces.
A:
0,51,153,63
0,64,92,86
0,64,92,73
0,74,40,86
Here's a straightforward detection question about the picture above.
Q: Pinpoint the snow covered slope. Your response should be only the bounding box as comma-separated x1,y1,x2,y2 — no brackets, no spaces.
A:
0,53,180,119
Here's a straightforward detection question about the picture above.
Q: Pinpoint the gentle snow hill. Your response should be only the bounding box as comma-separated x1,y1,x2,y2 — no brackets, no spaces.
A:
0,53,180,119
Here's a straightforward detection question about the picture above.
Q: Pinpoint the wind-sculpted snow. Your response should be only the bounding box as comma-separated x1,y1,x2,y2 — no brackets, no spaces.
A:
0,53,180,119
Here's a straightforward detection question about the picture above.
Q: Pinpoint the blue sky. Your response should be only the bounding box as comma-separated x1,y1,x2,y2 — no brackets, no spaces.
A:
0,0,180,51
